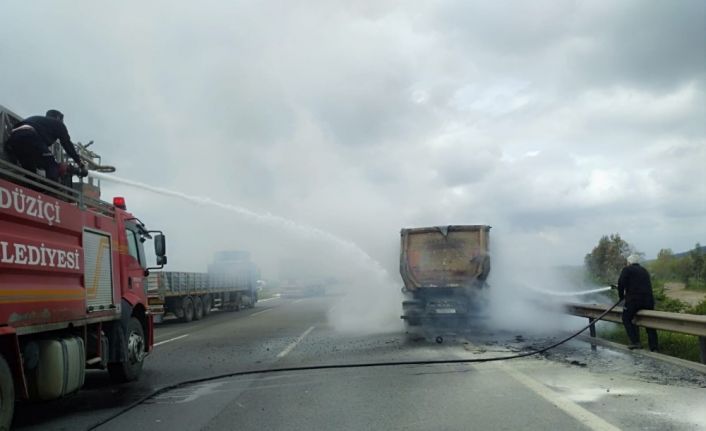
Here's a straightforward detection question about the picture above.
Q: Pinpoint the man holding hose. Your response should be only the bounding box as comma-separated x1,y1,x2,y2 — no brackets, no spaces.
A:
4,109,88,182
617,254,658,351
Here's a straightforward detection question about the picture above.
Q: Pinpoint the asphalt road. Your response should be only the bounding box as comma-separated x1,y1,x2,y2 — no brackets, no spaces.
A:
14,296,706,431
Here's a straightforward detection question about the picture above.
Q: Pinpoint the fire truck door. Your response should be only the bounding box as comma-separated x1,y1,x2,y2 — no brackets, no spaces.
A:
123,225,146,295
83,229,115,311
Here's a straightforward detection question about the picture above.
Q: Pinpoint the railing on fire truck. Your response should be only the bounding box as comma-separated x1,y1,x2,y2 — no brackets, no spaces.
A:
1,104,115,216
0,158,115,218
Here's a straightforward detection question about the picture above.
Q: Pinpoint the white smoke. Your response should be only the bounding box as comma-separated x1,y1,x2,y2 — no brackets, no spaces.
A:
484,233,610,335
92,171,402,333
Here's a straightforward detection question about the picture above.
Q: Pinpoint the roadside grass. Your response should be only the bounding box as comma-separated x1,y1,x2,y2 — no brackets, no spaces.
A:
597,322,701,363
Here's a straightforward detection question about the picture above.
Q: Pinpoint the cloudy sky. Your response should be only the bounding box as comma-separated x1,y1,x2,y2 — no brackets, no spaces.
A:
1,1,704,277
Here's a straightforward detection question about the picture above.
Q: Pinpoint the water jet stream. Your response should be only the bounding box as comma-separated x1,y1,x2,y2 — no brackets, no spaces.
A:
526,285,612,297
90,172,390,281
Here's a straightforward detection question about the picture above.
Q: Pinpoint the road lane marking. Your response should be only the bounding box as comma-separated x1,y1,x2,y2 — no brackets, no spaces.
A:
293,299,303,304
258,297,278,303
250,308,273,317
277,325,315,358
499,364,621,431
154,334,189,347
461,338,620,431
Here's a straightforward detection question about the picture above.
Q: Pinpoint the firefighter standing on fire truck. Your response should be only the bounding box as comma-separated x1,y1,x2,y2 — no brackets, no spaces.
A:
3,109,88,181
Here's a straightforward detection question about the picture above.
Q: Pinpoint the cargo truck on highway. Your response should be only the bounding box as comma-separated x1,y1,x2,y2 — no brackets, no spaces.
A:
147,250,260,323
400,225,491,328
0,105,166,428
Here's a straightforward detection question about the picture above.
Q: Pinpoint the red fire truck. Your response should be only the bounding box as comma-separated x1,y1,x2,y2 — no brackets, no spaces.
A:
0,106,166,428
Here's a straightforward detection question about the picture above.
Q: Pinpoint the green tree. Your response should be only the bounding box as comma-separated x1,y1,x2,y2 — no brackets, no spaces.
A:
584,234,633,284
688,243,704,288
650,248,675,281
673,254,693,284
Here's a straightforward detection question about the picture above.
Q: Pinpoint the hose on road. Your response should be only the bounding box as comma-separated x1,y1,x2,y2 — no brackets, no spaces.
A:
86,299,623,430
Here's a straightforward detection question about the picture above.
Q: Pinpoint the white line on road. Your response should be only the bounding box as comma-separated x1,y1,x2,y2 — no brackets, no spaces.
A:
258,297,278,303
277,325,315,358
499,364,621,431
462,338,620,431
154,334,189,347
250,308,273,317
293,299,303,304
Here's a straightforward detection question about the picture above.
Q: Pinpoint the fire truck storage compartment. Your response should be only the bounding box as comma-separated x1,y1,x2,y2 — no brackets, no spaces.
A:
28,337,86,400
83,229,115,311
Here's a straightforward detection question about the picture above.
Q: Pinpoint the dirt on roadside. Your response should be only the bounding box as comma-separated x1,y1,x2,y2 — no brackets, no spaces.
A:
663,282,706,306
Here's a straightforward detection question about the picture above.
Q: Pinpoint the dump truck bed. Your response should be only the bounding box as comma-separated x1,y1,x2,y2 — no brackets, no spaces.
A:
400,225,490,290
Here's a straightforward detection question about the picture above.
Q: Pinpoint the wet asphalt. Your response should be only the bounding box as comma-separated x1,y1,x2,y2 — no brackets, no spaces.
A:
13,296,706,431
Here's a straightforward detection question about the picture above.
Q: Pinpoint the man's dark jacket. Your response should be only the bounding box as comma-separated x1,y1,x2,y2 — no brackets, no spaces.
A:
617,263,654,306
16,116,81,163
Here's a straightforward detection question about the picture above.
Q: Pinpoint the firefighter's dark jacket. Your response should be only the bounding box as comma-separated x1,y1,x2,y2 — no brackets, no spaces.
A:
617,263,654,306
17,116,82,163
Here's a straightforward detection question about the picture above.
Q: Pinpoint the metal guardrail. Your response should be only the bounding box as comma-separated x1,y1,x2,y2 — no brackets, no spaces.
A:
566,302,706,364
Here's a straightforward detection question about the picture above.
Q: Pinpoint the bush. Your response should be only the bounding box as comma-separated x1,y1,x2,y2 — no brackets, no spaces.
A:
687,299,706,315
655,296,688,313
652,286,688,313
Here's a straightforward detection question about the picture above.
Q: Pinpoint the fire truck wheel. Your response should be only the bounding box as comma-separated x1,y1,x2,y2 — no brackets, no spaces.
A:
202,295,212,316
193,296,204,321
0,356,14,431
181,297,195,323
108,317,145,383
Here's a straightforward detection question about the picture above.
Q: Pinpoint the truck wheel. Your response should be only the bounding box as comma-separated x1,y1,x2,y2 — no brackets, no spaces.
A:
181,297,194,323
108,317,145,383
193,296,204,321
202,295,212,316
0,356,14,431
226,295,240,312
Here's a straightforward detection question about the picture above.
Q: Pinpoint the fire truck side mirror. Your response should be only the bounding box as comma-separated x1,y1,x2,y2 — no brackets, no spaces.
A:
157,255,167,266
154,234,166,257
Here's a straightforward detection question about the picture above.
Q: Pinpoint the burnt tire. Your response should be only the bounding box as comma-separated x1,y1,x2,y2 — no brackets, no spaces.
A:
181,297,195,323
108,317,145,383
202,295,212,316
0,356,14,431
193,296,204,321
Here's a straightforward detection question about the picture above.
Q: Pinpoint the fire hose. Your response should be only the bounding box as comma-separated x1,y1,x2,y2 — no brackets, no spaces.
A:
86,299,623,430
75,141,116,173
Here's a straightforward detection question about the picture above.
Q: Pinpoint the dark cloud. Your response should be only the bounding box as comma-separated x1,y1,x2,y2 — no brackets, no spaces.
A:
1,0,703,269
570,0,706,92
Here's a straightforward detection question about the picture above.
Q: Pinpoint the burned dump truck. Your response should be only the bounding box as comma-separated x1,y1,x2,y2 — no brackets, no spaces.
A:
400,225,491,328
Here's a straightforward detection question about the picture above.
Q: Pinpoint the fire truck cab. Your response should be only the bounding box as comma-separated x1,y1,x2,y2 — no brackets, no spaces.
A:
0,105,166,428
